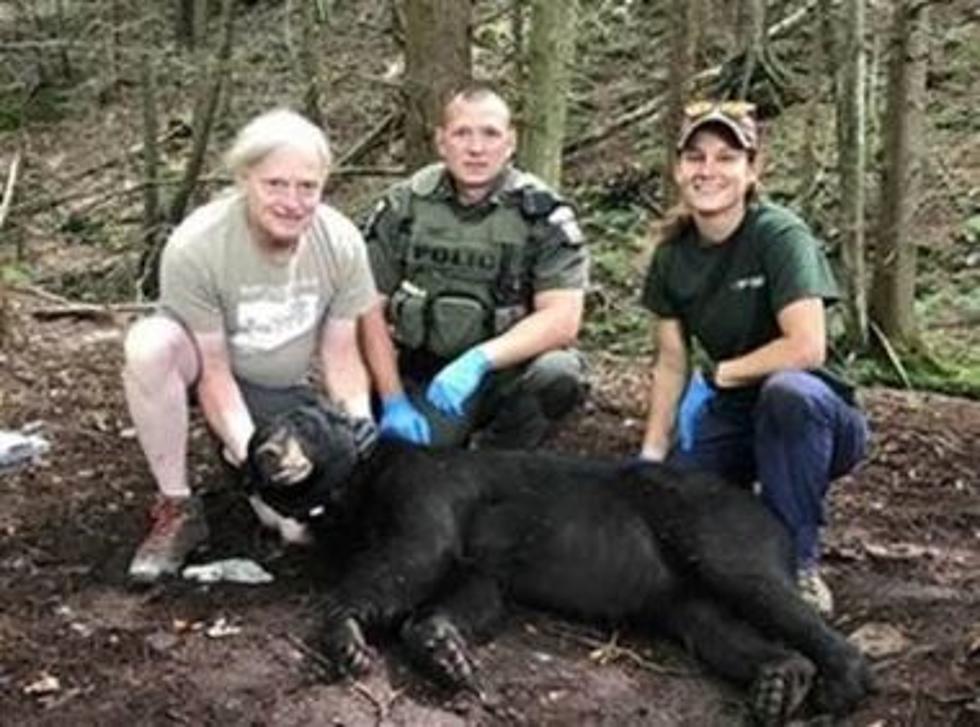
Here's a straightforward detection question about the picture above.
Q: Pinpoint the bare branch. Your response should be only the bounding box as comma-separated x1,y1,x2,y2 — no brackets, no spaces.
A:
869,321,913,389
0,151,22,231
11,284,154,320
62,123,189,188
336,111,401,167
30,302,155,321
564,67,720,158
9,166,405,223
563,0,820,159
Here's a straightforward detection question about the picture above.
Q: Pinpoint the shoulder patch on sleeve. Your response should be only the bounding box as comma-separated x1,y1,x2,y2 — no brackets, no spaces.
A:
520,187,561,218
361,198,389,234
548,204,584,245
408,164,445,196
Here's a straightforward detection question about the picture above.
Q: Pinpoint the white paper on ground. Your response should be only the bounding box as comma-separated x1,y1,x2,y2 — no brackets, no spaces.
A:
181,558,275,585
0,429,50,474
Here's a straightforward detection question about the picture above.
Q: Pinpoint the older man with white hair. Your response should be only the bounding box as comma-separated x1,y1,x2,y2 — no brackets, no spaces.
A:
123,108,378,582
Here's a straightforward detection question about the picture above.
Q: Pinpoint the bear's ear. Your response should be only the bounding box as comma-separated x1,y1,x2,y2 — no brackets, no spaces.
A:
291,406,344,451
290,405,362,466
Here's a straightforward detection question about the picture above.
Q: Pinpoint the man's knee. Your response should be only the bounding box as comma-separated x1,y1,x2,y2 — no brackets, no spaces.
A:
520,349,587,418
123,316,199,389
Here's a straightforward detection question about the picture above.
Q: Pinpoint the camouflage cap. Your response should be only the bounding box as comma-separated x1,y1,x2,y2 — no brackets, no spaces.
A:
676,101,758,152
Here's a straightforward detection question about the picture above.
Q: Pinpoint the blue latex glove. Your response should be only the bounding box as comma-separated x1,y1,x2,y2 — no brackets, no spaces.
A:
676,370,717,452
426,347,491,418
379,394,431,445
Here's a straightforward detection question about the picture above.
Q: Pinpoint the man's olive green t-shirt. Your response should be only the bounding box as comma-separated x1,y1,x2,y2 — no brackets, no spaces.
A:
641,202,839,363
159,191,377,387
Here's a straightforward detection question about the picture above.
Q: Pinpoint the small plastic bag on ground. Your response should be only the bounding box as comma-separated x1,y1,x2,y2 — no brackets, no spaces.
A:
0,425,50,475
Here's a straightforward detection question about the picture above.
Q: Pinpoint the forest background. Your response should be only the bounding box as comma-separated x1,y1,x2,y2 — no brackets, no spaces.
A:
0,2,978,727
0,0,978,395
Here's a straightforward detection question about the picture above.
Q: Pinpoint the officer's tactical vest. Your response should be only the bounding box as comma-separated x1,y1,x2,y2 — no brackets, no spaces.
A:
387,165,558,360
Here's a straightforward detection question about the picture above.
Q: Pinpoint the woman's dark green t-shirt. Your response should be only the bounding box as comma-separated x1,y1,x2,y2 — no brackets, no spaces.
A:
641,201,839,364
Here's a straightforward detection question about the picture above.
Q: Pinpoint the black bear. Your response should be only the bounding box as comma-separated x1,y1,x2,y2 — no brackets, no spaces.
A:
246,405,871,726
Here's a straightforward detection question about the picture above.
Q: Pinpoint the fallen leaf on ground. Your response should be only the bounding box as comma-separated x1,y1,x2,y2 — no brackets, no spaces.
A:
205,616,242,639
863,542,935,560
23,672,60,695
849,622,911,659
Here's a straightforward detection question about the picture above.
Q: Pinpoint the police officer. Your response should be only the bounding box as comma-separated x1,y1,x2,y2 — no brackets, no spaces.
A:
360,84,589,448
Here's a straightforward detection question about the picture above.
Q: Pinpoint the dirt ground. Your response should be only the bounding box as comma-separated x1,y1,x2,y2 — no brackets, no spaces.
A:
0,292,977,727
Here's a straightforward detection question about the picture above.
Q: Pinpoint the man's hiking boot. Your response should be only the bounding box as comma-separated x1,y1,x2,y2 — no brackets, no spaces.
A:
128,495,209,583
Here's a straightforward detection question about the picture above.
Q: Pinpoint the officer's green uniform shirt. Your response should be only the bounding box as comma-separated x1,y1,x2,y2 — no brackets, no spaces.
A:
641,202,839,364
365,164,587,295
363,163,588,360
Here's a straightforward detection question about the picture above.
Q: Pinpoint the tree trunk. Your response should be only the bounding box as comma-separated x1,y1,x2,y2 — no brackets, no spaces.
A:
54,0,72,80
138,48,161,301
734,0,750,50
870,0,929,347
299,0,326,128
661,0,691,205
736,0,765,99
518,0,578,188
836,0,869,348
866,3,887,165
510,0,526,84
14,1,49,90
176,0,194,46
688,0,706,69
143,0,234,297
176,0,207,49
168,0,235,227
723,0,795,109
107,0,122,86
402,0,472,169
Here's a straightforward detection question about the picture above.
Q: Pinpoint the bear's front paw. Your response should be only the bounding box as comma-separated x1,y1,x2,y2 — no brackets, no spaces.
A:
750,654,815,726
402,614,481,695
323,616,374,677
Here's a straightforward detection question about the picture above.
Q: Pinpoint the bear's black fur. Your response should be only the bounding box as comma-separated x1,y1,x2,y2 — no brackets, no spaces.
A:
247,406,870,726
